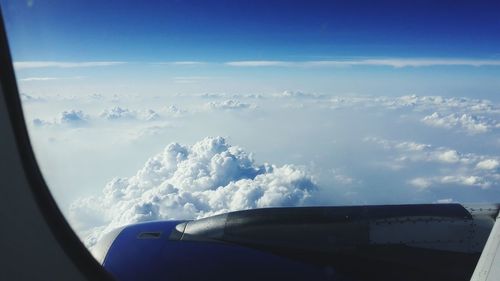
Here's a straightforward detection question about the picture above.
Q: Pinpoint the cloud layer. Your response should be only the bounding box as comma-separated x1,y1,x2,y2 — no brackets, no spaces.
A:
365,137,500,189
100,106,160,121
226,58,500,68
33,109,89,126
422,112,499,134
206,99,254,110
70,137,316,247
22,91,499,248
327,95,498,114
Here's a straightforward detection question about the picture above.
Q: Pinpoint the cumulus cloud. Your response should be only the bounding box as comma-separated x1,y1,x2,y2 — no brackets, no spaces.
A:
389,95,499,117
206,99,255,110
59,110,89,124
33,110,89,127
328,95,499,114
99,106,160,121
160,93,498,122
366,137,499,189
276,90,325,99
440,175,489,187
422,112,497,134
70,137,317,247
365,137,471,165
100,106,135,120
476,159,500,170
326,95,499,136
161,105,187,117
436,150,460,163
141,110,161,121
410,175,491,189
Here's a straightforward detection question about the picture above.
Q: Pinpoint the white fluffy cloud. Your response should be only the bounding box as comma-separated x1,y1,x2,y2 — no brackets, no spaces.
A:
70,137,316,247
100,106,160,121
436,150,460,163
276,90,325,99
59,110,88,123
33,110,89,126
206,99,255,110
99,106,136,120
327,94,499,114
161,105,187,117
366,137,499,189
33,107,161,128
476,159,500,170
410,175,491,189
422,112,497,134
374,96,499,135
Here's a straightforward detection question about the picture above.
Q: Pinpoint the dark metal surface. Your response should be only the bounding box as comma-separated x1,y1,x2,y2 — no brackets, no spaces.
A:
99,204,494,281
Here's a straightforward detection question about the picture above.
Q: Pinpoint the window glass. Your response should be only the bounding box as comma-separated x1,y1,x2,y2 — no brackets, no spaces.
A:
1,0,500,249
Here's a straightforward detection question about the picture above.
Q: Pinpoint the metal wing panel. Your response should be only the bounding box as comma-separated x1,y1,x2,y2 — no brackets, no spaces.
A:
471,212,500,281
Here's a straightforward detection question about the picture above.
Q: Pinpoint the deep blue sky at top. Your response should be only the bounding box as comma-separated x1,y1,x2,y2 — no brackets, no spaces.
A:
2,0,500,61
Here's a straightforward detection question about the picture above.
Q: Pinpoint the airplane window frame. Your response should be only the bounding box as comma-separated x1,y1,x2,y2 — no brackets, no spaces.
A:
0,8,114,281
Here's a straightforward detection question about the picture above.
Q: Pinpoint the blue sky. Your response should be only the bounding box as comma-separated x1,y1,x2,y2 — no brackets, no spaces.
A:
3,0,500,60
3,0,500,99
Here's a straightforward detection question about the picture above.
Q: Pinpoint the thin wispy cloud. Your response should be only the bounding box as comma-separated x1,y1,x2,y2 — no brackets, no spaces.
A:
226,58,500,68
172,61,206,65
173,76,212,84
14,61,126,70
20,77,59,81
226,60,293,67
19,76,84,82
151,61,207,66
15,58,500,70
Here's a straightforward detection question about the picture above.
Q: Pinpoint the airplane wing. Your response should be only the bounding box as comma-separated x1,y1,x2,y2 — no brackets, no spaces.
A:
471,210,500,281
93,203,499,281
